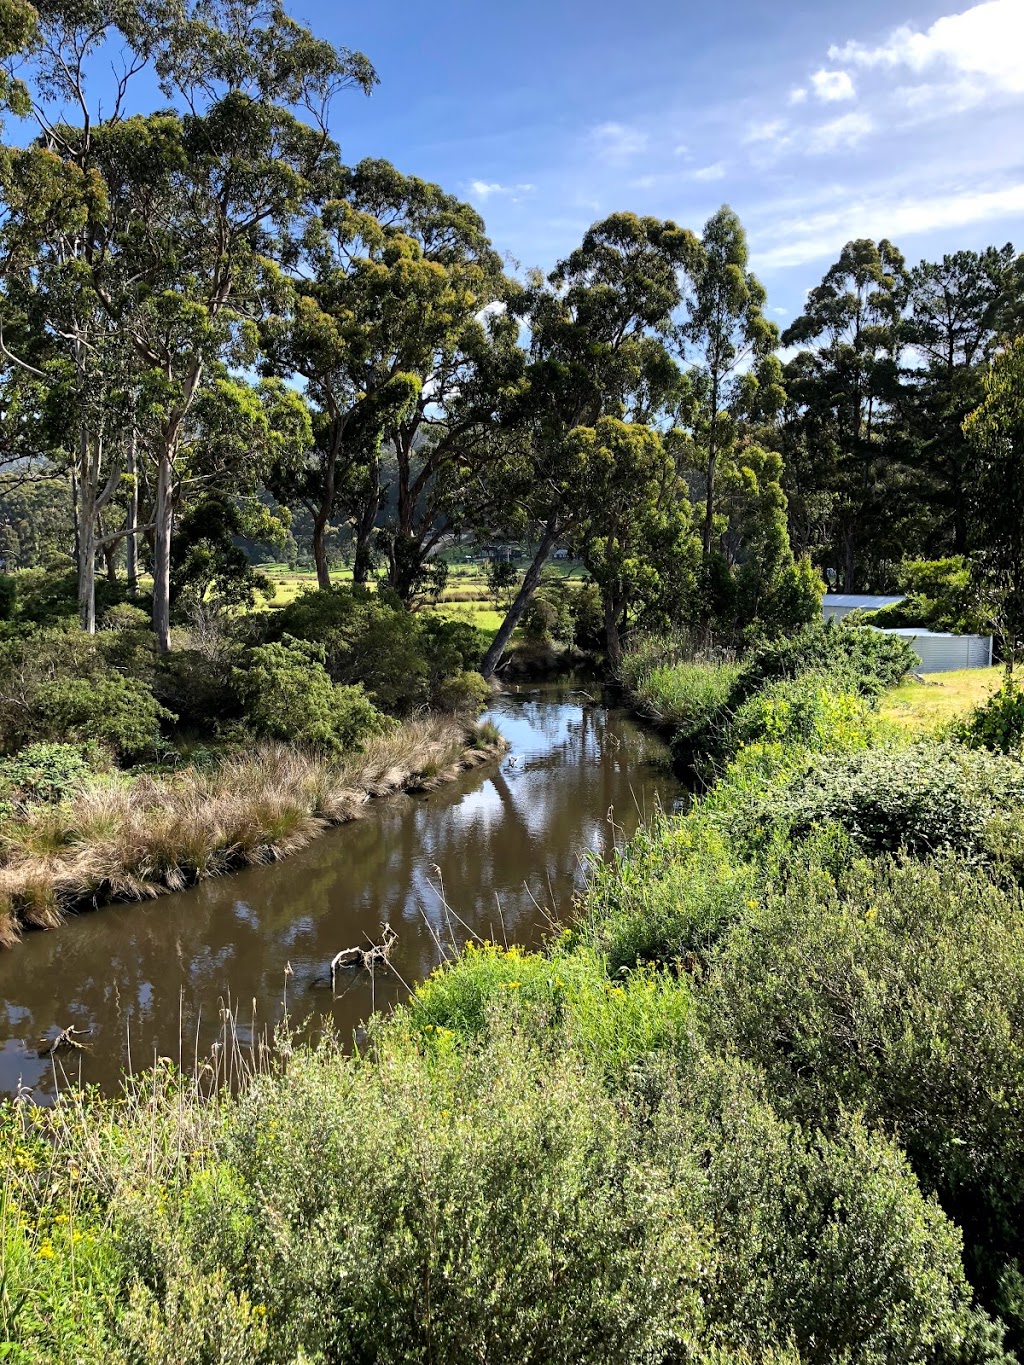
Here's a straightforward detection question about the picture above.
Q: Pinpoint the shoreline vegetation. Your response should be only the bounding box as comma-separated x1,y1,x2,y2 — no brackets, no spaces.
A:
0,716,505,950
5,623,1024,1360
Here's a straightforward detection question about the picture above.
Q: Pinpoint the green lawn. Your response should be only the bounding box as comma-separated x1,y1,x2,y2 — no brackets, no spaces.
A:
880,666,1003,732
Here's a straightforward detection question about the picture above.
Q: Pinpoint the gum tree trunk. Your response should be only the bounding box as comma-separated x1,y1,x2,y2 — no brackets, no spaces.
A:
480,520,560,679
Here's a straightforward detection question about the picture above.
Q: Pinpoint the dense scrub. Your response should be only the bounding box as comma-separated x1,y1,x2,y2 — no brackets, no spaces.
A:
0,578,498,943
3,634,1024,1360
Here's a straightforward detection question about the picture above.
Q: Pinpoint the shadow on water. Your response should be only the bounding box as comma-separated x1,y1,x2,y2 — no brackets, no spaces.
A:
0,685,680,1099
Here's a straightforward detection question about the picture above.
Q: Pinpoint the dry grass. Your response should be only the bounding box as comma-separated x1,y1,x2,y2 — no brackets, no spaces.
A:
879,665,1004,734
0,719,505,949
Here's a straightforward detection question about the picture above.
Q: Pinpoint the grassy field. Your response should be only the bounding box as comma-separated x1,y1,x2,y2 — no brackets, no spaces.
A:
880,665,1004,732
258,556,589,637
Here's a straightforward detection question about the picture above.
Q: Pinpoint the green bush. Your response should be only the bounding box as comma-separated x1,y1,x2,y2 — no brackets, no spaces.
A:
726,670,879,757
702,855,1024,1340
729,740,1024,867
14,675,174,762
863,558,985,635
236,636,390,751
742,620,920,699
659,1059,973,1364
0,572,15,620
407,942,692,1076
575,810,760,973
268,588,486,715
195,1035,703,1362
954,677,1024,755
430,669,490,713
0,741,94,819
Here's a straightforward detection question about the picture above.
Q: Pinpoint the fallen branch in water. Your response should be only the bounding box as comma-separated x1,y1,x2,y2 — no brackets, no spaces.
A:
38,1025,92,1057
310,923,399,992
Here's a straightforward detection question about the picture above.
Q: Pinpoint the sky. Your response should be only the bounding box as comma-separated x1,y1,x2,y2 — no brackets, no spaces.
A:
299,0,1024,322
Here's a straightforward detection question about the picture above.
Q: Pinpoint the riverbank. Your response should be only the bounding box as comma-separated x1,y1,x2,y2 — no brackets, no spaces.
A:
0,717,506,949
5,642,1024,1360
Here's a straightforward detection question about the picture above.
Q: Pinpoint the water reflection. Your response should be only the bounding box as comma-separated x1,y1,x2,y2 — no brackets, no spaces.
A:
0,686,679,1098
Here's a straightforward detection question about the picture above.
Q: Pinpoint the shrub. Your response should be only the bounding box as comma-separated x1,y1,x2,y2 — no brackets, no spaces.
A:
153,1034,703,1363
630,660,743,770
0,573,15,620
407,942,692,1075
236,636,390,751
863,557,985,634
657,1059,973,1365
575,811,760,973
430,669,490,714
742,620,920,699
726,670,879,757
100,602,151,632
701,855,1024,1340
268,588,486,715
954,677,1024,754
522,593,560,642
14,675,174,763
0,742,93,814
728,740,1024,867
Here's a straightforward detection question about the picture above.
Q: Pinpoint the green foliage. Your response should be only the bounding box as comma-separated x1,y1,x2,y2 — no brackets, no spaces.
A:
170,494,273,615
702,855,1024,1339
0,742,93,816
235,635,389,751
865,558,985,633
742,619,920,698
6,569,131,631
659,1060,973,1365
730,740,1024,866
1,670,172,763
269,587,486,714
0,573,15,620
430,669,490,714
954,677,1024,754
726,670,880,757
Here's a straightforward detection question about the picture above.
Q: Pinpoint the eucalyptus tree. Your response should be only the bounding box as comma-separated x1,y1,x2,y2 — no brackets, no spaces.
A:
0,0,376,647
266,158,511,600
964,338,1024,667
478,212,699,677
901,245,1020,554
781,238,907,590
675,206,782,562
573,419,698,667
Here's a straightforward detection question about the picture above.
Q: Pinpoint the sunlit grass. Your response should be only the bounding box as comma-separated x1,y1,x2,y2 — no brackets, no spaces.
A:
879,665,1004,733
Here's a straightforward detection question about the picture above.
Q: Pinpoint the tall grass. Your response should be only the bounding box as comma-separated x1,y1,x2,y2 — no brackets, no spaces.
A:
0,719,504,947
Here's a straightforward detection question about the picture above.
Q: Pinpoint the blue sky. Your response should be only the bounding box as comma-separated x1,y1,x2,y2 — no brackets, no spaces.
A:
307,0,1023,320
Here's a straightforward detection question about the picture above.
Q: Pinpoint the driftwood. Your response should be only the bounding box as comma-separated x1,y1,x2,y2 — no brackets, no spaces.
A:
38,1025,92,1057
311,924,398,991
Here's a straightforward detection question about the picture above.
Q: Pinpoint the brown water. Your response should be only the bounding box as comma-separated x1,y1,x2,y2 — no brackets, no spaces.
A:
0,686,679,1099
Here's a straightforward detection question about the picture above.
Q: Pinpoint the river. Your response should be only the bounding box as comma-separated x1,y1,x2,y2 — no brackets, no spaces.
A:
0,686,679,1098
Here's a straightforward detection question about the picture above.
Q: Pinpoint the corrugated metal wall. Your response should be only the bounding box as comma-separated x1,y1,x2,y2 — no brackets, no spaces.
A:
876,629,993,673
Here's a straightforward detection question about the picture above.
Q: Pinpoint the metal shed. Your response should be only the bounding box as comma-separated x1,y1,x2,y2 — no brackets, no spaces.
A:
875,628,994,674
821,594,903,621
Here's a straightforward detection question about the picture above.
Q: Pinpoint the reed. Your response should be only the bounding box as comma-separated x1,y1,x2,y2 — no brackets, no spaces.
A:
0,718,505,947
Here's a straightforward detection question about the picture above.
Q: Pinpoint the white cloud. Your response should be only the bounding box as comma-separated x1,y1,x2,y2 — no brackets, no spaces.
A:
692,161,727,181
830,0,1024,96
810,68,856,102
589,121,648,164
745,117,787,144
752,180,1024,271
788,86,808,105
807,110,874,153
468,180,536,202
673,142,690,157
